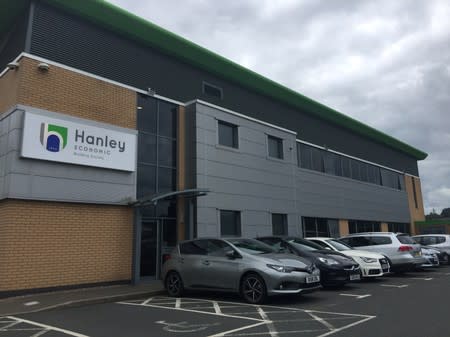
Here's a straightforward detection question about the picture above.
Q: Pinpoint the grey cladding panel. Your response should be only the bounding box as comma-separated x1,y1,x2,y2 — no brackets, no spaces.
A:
296,169,410,223
30,3,419,175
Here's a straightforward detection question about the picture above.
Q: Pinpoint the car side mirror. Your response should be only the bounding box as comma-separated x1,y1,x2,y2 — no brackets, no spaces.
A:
226,250,241,259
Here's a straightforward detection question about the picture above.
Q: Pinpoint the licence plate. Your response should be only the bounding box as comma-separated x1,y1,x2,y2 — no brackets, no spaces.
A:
306,275,320,284
350,274,361,281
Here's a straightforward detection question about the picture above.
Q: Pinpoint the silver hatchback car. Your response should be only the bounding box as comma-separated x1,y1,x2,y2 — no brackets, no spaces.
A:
162,238,321,304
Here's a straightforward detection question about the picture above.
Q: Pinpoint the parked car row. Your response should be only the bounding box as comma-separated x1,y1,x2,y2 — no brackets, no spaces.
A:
162,233,450,304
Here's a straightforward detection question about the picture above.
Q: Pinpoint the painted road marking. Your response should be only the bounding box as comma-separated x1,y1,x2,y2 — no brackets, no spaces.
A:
24,301,40,306
2,316,90,337
118,296,376,337
411,277,433,281
155,320,221,333
339,293,372,299
380,284,409,288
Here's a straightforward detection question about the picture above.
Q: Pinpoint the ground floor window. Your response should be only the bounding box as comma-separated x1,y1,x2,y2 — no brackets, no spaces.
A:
348,220,381,233
220,210,241,237
388,222,411,234
272,213,288,235
302,217,339,238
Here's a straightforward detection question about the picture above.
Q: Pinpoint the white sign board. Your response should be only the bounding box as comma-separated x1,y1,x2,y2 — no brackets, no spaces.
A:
21,111,137,172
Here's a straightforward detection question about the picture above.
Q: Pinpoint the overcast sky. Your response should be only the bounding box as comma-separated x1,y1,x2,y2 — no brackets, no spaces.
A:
110,0,450,214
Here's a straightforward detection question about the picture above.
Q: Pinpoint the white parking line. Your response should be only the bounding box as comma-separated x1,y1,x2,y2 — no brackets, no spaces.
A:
141,297,153,305
381,284,409,288
209,321,269,337
175,298,181,308
213,301,222,314
306,311,334,330
4,316,90,337
411,277,433,281
30,328,51,337
257,307,278,337
339,293,372,299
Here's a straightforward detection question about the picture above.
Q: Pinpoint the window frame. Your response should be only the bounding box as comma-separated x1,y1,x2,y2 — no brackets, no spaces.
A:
217,120,239,149
202,81,223,99
219,210,242,237
272,213,288,236
267,135,284,160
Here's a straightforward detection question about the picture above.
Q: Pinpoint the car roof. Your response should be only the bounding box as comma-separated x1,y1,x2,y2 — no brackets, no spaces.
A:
412,234,449,237
306,237,333,240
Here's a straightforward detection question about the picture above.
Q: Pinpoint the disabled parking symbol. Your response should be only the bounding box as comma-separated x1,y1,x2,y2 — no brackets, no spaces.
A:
155,320,221,333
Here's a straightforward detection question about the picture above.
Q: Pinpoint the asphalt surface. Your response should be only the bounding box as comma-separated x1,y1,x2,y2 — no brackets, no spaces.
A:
1,266,450,337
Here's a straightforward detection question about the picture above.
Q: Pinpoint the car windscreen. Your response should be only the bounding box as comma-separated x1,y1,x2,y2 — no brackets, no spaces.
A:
227,238,275,255
288,238,322,251
327,239,353,251
397,234,416,244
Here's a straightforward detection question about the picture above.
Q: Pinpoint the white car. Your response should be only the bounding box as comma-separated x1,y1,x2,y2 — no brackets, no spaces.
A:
307,237,390,278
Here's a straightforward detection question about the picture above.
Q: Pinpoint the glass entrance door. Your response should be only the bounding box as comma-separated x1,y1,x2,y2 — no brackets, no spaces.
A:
140,220,159,278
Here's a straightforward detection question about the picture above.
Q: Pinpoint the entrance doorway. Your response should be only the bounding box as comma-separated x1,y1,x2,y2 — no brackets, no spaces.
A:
140,220,159,278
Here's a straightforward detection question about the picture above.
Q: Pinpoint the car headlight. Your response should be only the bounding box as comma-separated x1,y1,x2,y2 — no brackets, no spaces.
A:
360,257,377,263
317,257,339,265
267,264,295,273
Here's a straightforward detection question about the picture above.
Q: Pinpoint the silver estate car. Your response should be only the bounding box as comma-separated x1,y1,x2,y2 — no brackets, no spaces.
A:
162,238,321,304
412,234,450,265
340,232,427,272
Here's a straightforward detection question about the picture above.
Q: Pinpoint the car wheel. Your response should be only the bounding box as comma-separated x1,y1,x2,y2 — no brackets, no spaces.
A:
165,271,184,297
241,273,267,304
443,253,450,265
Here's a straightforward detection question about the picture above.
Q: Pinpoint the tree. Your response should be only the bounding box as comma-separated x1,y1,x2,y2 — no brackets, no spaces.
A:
441,208,450,218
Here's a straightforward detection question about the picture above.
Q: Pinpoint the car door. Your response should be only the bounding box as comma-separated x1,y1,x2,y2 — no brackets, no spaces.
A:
201,239,241,290
178,240,208,288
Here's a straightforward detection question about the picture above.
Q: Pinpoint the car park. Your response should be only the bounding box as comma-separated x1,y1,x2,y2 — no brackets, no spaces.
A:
340,232,427,272
256,236,361,287
412,234,450,265
162,238,321,304
306,237,390,277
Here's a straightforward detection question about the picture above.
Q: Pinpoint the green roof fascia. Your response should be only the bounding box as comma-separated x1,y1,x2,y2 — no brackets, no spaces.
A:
29,0,427,160
415,220,450,225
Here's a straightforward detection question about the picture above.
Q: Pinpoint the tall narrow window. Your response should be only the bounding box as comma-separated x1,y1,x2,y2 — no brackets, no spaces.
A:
218,120,238,148
272,213,288,235
412,177,418,209
268,135,283,159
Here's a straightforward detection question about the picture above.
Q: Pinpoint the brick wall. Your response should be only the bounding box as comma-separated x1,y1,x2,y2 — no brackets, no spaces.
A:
405,175,425,235
0,199,133,292
0,57,136,129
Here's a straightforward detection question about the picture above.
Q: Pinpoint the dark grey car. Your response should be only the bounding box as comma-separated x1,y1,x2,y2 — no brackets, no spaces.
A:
162,238,321,304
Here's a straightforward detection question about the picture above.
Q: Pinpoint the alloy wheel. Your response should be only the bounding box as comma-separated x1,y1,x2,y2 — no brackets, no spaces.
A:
166,272,183,297
242,274,266,304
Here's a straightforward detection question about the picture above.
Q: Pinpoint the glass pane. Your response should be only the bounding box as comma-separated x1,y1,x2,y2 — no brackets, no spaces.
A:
158,167,176,193
360,162,369,182
350,159,361,180
138,133,157,164
349,220,357,234
220,210,241,236
311,147,324,172
342,157,351,178
158,137,176,167
158,101,177,138
328,219,340,238
368,165,381,185
156,199,177,218
272,213,288,235
334,156,343,176
380,169,398,189
162,218,177,247
299,144,312,169
218,121,238,148
317,218,328,237
268,136,283,159
137,95,157,134
137,164,156,198
323,152,335,175
303,217,316,237
398,175,405,190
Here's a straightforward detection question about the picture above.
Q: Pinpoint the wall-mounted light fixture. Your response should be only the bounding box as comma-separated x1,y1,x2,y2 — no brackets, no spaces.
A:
37,62,50,71
7,62,19,70
147,87,156,96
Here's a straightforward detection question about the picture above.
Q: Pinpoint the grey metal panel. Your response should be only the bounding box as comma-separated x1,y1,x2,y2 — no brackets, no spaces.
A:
0,106,136,204
296,168,410,223
29,3,419,175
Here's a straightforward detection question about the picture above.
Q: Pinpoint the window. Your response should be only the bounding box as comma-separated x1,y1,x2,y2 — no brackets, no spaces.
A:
220,210,241,237
388,222,410,234
302,217,338,237
397,234,415,244
342,157,351,178
207,239,234,257
369,236,392,245
218,120,238,148
311,147,324,172
180,240,208,255
298,143,312,169
268,135,283,159
348,220,381,233
323,152,336,175
203,82,223,99
350,159,361,180
272,213,288,235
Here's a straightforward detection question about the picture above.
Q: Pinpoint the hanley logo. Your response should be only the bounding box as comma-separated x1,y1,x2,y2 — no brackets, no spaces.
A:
40,123,68,152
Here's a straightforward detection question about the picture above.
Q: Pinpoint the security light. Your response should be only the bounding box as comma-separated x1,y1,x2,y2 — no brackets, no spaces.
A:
7,62,19,70
37,62,50,71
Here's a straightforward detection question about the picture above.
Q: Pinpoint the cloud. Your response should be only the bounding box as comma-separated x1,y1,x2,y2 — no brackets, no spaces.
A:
110,0,450,213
